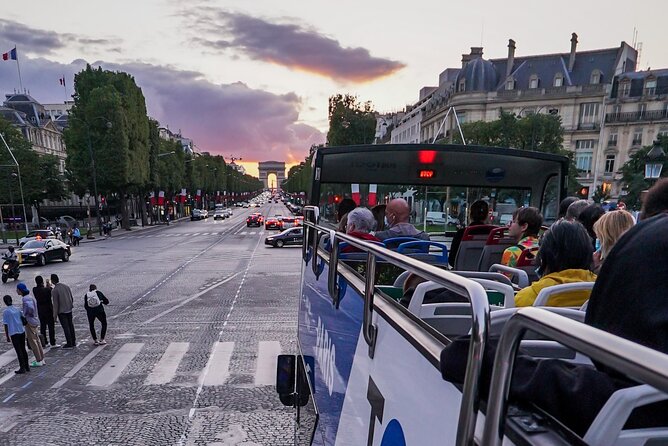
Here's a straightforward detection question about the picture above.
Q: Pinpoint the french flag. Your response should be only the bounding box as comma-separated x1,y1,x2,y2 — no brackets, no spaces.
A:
351,184,360,205
368,184,377,206
2,47,16,61
158,191,165,206
149,191,156,206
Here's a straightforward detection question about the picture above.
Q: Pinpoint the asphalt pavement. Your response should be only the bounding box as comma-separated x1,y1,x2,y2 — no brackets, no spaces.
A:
0,203,300,445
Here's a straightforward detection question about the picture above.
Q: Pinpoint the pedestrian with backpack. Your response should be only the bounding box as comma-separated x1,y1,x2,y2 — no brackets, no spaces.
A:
84,284,109,345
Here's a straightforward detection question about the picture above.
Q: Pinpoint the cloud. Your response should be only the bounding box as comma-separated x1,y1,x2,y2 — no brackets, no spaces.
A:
189,11,405,83
0,56,323,165
0,19,122,56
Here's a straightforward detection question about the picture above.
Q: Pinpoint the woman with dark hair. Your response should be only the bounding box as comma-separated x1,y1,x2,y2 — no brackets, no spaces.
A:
448,200,489,268
557,196,578,220
514,220,596,307
577,204,605,246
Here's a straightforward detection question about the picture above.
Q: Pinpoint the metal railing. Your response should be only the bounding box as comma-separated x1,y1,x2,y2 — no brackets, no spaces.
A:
301,205,490,446
606,109,668,123
482,307,668,446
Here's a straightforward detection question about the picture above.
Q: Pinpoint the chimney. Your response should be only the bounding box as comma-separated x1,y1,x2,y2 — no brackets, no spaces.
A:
568,32,578,72
470,47,484,58
506,39,516,78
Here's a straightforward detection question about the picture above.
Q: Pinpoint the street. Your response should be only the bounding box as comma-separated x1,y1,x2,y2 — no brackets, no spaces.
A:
0,203,299,445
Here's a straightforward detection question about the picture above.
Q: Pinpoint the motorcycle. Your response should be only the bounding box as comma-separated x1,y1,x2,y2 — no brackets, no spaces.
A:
1,258,20,283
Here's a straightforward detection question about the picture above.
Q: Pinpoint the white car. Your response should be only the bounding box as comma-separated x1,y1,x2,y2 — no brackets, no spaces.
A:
19,230,57,247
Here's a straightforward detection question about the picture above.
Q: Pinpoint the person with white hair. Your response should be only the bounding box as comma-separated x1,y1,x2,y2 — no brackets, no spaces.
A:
342,207,381,253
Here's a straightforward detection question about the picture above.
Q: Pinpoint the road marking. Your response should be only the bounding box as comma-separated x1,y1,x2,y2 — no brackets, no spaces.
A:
200,342,234,386
87,343,143,387
2,393,15,403
254,341,281,386
144,342,189,385
51,345,108,389
0,350,15,369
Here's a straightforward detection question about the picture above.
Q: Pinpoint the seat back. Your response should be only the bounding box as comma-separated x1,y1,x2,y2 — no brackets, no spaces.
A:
397,241,448,265
383,237,422,250
477,227,516,272
488,264,530,288
532,282,595,306
515,247,540,283
454,225,497,271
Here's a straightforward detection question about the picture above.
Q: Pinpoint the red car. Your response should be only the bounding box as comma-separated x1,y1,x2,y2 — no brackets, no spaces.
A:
247,214,263,227
265,217,281,230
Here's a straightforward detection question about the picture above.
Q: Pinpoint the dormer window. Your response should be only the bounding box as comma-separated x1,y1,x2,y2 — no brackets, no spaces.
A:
645,78,657,96
529,75,539,89
505,77,515,90
458,78,466,92
554,73,564,87
590,70,602,85
620,80,631,97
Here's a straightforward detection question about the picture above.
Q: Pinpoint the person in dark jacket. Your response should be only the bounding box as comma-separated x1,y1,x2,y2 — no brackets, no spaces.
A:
449,200,489,268
33,276,57,347
84,284,109,346
441,213,668,436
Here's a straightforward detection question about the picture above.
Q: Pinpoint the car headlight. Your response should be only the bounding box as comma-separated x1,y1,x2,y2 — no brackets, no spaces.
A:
29,253,39,257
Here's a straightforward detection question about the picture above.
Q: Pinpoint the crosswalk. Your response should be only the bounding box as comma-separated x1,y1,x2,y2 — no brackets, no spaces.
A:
116,231,264,240
0,341,282,391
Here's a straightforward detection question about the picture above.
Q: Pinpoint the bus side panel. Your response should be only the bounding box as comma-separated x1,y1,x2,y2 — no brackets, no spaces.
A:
299,261,364,445
334,310,464,446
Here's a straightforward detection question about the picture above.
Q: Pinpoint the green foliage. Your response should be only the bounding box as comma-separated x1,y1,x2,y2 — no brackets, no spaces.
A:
620,137,668,210
326,94,376,146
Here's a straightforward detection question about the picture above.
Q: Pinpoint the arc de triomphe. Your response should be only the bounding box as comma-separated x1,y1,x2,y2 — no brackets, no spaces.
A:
258,161,286,189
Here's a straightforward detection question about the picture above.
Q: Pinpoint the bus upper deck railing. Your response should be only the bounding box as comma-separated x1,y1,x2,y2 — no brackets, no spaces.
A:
482,307,668,446
301,205,490,446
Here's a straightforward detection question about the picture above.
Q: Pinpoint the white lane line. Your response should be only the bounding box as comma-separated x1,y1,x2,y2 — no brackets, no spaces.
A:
143,273,239,325
254,341,281,386
144,342,189,385
51,345,107,389
200,342,234,386
87,343,143,387
0,350,16,369
0,372,15,387
2,393,15,403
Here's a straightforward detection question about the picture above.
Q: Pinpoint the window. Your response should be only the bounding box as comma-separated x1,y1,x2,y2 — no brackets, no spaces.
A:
658,128,668,138
645,79,657,96
506,77,515,90
459,79,466,92
576,140,595,150
621,81,631,97
575,140,595,174
613,105,622,116
579,102,600,126
554,74,564,87
639,103,647,117
605,155,616,173
632,128,643,146
529,75,539,89
608,133,618,147
590,70,602,84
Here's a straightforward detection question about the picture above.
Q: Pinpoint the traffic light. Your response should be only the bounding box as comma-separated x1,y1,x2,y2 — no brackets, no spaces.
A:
577,187,589,198
334,195,341,203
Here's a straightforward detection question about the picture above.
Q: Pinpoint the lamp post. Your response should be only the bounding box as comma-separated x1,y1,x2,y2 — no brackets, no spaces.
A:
0,132,29,236
644,140,666,182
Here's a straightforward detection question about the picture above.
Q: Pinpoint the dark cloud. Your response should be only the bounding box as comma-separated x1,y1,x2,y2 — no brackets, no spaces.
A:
0,56,323,165
0,19,122,56
190,11,405,83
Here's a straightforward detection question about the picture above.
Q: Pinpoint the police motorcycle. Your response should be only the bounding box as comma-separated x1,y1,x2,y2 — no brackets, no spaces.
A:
2,247,20,283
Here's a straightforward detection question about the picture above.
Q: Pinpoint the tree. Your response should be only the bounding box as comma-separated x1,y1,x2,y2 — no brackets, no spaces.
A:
326,94,376,146
620,137,668,210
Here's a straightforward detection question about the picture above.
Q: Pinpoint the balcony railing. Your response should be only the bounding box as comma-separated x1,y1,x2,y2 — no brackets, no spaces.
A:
606,109,668,123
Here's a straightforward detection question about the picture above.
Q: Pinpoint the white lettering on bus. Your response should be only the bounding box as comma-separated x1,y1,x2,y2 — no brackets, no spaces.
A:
316,316,336,396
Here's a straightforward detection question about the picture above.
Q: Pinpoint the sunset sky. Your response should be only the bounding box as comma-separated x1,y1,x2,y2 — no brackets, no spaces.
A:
1,0,667,177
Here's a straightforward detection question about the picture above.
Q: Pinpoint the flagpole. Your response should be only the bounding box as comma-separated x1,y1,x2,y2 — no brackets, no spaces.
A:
63,75,68,102
14,46,23,92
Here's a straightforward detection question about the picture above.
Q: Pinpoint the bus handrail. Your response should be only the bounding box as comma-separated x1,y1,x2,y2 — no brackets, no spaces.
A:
481,307,668,446
303,219,490,446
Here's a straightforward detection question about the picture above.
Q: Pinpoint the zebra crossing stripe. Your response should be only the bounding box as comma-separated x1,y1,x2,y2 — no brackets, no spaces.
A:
87,343,143,387
200,342,234,386
0,350,16,369
254,341,281,386
52,345,108,389
145,342,189,385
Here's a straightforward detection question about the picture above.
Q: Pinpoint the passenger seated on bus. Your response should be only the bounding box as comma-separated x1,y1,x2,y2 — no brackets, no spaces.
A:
592,210,635,274
577,204,605,248
371,204,386,232
341,208,380,253
501,207,542,268
336,198,357,223
557,196,578,220
448,200,489,268
640,177,668,220
442,213,668,436
399,273,467,308
515,221,596,307
565,199,589,221
373,198,429,241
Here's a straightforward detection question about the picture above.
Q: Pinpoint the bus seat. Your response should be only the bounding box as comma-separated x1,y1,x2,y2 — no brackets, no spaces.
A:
383,237,422,250
488,264,530,288
532,282,595,307
580,300,589,312
392,270,412,288
452,271,515,288
454,225,497,271
488,307,586,337
515,247,540,283
397,241,448,265
477,227,516,272
584,384,668,446
469,278,515,308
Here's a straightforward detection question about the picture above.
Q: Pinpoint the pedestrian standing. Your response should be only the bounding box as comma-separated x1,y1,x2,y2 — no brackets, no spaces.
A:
17,283,44,367
84,284,109,345
51,274,76,348
33,276,58,348
73,226,81,246
2,295,29,374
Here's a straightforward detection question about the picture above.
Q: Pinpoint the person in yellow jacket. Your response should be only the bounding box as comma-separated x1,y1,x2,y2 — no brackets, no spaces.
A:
515,220,596,307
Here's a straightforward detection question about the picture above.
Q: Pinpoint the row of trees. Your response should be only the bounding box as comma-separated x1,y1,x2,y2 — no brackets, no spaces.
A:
63,65,261,228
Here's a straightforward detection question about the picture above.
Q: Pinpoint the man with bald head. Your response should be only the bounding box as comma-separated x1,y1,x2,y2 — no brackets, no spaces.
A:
374,198,430,241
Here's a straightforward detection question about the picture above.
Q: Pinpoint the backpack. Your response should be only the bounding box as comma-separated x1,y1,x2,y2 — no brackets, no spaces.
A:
86,291,101,308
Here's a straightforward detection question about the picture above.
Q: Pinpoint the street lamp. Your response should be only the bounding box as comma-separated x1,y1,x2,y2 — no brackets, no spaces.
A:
645,140,666,181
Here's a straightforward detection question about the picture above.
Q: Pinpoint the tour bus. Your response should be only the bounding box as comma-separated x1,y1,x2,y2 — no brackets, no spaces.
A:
275,144,668,445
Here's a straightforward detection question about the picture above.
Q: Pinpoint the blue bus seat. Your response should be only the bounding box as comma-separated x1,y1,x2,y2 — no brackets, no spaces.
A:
477,226,516,272
383,237,422,250
397,241,448,265
454,225,497,271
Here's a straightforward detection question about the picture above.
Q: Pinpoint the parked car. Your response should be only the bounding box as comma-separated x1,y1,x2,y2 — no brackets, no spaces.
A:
265,227,303,248
18,230,56,247
191,209,208,221
17,239,71,266
56,215,78,228
425,212,459,226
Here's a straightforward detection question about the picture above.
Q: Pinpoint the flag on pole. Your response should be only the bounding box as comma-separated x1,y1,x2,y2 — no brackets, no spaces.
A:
59,76,65,86
2,47,16,61
351,184,360,205
368,184,377,206
158,191,165,206
180,188,187,203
